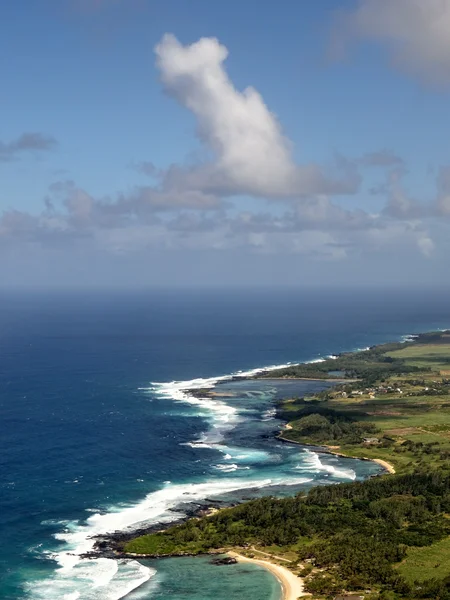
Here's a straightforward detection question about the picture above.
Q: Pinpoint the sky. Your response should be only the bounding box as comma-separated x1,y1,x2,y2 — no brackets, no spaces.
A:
2,0,450,288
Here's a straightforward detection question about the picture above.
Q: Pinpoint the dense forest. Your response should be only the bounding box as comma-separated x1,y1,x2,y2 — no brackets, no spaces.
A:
277,402,380,444
125,471,450,598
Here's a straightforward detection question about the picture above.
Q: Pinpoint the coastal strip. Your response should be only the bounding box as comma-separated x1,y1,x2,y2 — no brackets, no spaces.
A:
277,431,396,475
228,552,307,600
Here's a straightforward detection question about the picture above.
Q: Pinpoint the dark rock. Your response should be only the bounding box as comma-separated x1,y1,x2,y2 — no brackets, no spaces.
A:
210,556,238,565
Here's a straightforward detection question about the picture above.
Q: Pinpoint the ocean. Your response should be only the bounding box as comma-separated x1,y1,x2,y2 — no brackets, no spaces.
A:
1,287,450,600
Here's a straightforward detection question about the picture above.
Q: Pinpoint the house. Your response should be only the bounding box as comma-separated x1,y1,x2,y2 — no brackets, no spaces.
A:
334,595,365,600
363,437,379,445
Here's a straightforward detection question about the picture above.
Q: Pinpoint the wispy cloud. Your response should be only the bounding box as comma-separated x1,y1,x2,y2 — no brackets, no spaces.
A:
0,133,57,162
359,150,404,168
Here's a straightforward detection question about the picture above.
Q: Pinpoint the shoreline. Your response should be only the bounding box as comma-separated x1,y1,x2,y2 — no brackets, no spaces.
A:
96,366,399,558
372,458,396,474
94,333,419,584
92,441,395,559
277,433,396,474
255,376,358,383
228,551,307,600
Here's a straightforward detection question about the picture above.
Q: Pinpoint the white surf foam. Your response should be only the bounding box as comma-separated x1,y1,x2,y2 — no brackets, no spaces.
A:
217,446,272,463
401,334,419,343
147,379,238,444
32,477,285,600
27,557,154,600
143,361,297,448
33,356,359,599
183,441,214,449
299,449,356,480
213,463,239,472
262,407,276,421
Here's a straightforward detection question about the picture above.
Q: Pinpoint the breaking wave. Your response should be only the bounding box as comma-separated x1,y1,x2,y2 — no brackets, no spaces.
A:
299,449,356,480
32,358,359,600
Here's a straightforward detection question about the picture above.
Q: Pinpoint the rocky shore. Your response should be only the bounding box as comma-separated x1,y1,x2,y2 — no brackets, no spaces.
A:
81,499,234,560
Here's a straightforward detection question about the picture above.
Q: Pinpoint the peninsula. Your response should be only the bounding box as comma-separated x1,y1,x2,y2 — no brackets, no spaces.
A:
112,332,450,599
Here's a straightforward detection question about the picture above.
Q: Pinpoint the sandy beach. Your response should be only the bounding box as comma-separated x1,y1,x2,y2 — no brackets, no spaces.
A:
228,552,307,599
320,446,396,474
322,446,396,474
279,430,396,476
372,458,396,473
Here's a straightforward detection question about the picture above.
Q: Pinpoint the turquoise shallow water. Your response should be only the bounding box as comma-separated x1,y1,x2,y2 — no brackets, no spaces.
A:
127,556,281,600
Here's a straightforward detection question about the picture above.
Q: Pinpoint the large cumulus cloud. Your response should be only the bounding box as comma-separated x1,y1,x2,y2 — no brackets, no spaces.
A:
154,34,360,198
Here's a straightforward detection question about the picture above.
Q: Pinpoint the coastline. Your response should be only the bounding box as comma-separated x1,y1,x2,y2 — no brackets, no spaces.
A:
94,348,401,563
228,551,307,600
255,376,347,381
277,433,396,474
372,458,396,474
93,331,433,594
14,279,450,600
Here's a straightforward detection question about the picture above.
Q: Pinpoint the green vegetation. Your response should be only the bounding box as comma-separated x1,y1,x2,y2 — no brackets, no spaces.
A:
397,537,450,584
126,472,450,598
258,338,431,384
279,331,450,473
386,344,450,373
283,410,379,445
126,331,450,599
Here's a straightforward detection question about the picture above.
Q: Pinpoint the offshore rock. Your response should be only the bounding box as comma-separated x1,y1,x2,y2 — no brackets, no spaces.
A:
210,556,238,565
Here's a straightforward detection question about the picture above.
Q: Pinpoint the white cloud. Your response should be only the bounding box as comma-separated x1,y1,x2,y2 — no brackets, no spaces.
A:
382,169,424,219
417,235,435,257
335,0,450,84
155,34,359,198
0,33,445,280
1,182,436,263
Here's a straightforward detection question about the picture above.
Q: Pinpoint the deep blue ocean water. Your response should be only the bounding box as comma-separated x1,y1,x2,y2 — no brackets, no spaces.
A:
1,287,450,600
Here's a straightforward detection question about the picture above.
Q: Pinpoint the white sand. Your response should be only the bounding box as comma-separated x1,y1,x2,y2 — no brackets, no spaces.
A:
372,458,396,473
228,552,307,599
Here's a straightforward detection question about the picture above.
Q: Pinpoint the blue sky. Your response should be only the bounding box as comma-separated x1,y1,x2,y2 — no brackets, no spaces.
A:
2,0,450,287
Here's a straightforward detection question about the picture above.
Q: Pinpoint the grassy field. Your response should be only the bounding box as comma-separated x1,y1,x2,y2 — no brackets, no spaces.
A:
279,334,450,472
274,334,450,595
387,344,450,374
397,537,450,583
281,390,450,472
